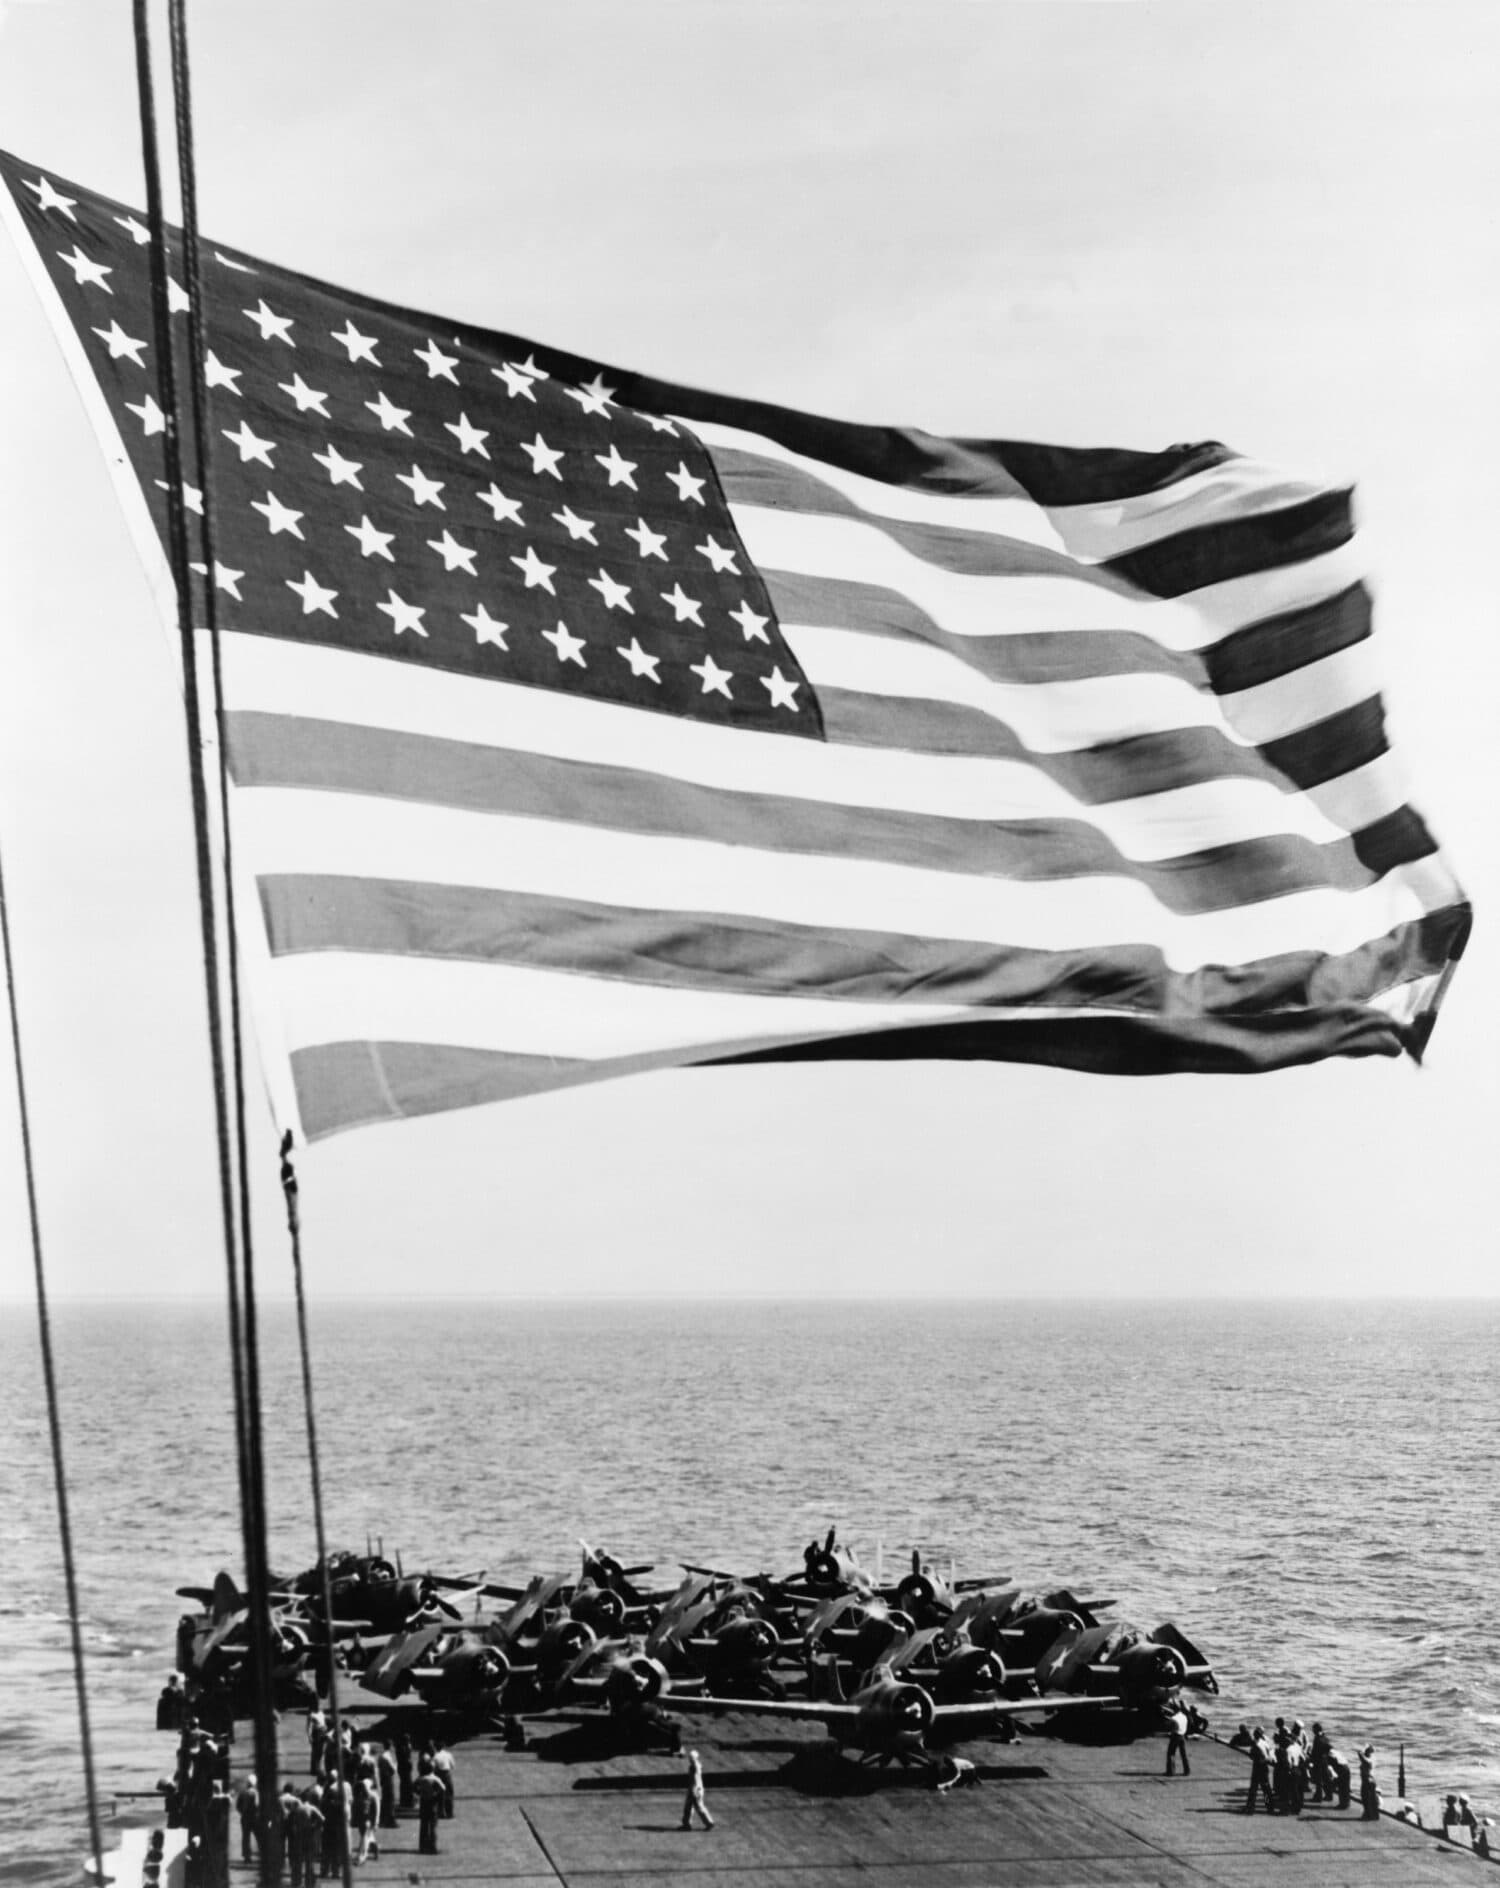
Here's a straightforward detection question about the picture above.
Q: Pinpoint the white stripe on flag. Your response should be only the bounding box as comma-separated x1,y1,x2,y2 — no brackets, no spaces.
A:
230,786,1439,970
219,630,1354,853
271,950,973,1058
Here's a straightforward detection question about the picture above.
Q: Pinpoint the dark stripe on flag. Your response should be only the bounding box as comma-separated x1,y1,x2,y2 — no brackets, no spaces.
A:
764,570,1209,685
1202,585,1371,696
951,438,1240,507
818,689,1308,801
712,1005,1411,1076
230,713,1384,913
1102,490,1355,599
1258,698,1388,790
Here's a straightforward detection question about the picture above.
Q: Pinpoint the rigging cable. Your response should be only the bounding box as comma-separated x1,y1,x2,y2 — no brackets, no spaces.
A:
0,832,108,1882
280,1133,355,1888
129,2,282,1873
160,4,284,1870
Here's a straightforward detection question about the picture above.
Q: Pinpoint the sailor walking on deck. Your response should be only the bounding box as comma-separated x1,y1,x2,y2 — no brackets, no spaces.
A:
681,1748,715,1830
1164,1703,1191,1776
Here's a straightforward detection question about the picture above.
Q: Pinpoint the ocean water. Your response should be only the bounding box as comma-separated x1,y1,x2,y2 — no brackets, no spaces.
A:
1,1297,1497,1882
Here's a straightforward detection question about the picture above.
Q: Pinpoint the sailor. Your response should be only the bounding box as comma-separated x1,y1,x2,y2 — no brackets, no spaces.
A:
156,1672,187,1732
306,1703,328,1775
1309,1722,1332,1801
1327,1744,1353,1810
1443,1793,1464,1832
681,1748,715,1830
432,1741,456,1818
204,1780,232,1888
1459,1793,1479,1832
1358,1744,1380,1820
934,1754,979,1793
414,1761,444,1855
279,1780,304,1884
1244,1728,1275,1815
377,1743,399,1826
295,1787,324,1888
234,1773,259,1863
393,1723,414,1809
1164,1701,1191,1777
1228,1722,1253,1751
1272,1727,1292,1812
352,1773,379,1864
1476,1818,1493,1859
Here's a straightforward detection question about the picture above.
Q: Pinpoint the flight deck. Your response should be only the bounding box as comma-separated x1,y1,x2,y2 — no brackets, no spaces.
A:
121,1710,1494,1888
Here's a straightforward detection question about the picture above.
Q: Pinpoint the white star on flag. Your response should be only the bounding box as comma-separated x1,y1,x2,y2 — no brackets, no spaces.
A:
126,394,165,436
427,530,477,574
641,414,677,434
476,485,523,526
445,413,490,457
730,601,770,643
696,535,739,574
27,175,77,219
155,479,204,514
278,375,330,416
617,638,661,682
377,590,427,636
114,213,151,244
167,279,190,314
222,420,276,466
521,434,563,478
203,351,243,394
251,490,304,537
594,443,638,489
313,443,363,488
543,619,586,666
414,338,460,382
492,362,537,400
511,545,557,593
690,653,733,698
365,390,413,434
552,506,597,543
624,518,668,560
93,321,147,365
565,376,616,417
396,465,445,507
660,582,703,625
189,560,245,600
762,666,800,711
243,299,294,344
345,516,395,560
57,246,111,292
588,569,633,612
463,604,509,648
286,571,338,617
331,320,380,364
666,463,705,504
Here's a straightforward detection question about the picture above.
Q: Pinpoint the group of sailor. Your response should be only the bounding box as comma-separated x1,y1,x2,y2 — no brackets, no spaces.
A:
1230,1718,1357,1815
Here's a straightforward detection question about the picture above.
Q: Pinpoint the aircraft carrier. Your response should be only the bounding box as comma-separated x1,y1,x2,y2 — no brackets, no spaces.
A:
111,1705,1493,1887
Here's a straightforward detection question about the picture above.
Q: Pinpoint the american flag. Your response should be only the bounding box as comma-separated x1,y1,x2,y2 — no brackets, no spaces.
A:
0,149,1470,1141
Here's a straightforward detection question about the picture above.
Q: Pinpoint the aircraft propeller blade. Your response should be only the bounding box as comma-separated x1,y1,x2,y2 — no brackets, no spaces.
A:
436,1595,464,1620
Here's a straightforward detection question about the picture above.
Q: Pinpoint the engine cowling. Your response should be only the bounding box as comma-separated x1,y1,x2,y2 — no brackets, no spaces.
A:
537,1617,596,1677
856,1681,935,1748
715,1615,779,1673
1113,1643,1186,1696
571,1586,626,1633
605,1654,668,1710
933,1645,1006,1703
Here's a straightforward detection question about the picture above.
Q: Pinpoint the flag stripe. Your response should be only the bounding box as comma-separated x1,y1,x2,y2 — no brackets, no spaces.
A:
1100,489,1355,599
227,711,1399,907
228,784,1449,968
218,630,1352,838
260,873,1458,1018
1044,460,1348,562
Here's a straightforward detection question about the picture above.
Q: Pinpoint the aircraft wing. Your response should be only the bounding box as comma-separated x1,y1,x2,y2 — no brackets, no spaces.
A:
658,1693,854,1723
929,1693,1119,1727
362,1623,446,1697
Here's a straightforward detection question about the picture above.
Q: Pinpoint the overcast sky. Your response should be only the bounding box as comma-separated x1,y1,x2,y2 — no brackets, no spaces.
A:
0,0,1494,1299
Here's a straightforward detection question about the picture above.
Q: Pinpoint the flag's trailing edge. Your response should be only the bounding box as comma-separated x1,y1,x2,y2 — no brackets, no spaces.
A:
0,149,1471,1140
